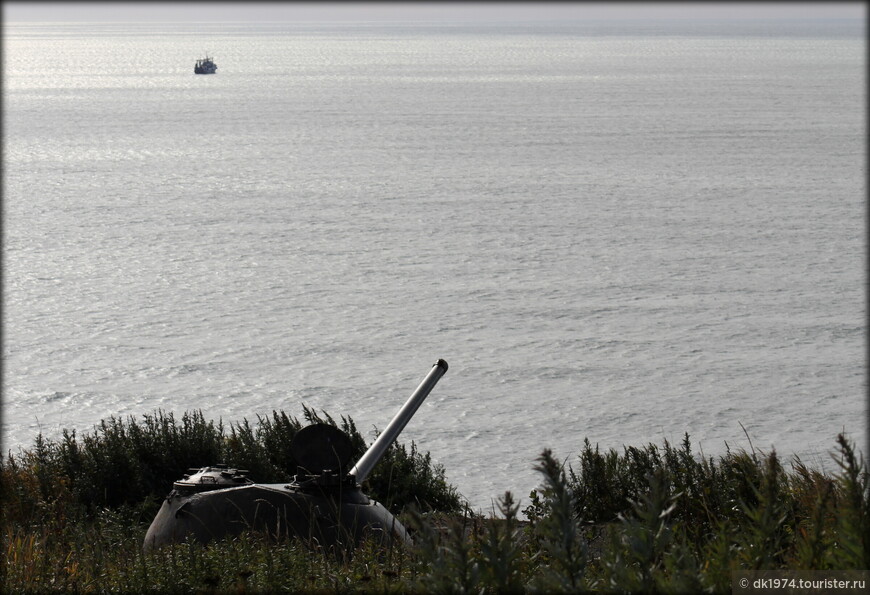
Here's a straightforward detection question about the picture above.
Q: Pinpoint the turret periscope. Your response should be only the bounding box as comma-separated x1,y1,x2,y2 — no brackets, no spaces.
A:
143,359,448,552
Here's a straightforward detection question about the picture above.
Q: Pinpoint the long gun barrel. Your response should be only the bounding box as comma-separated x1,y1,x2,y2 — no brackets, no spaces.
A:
349,359,448,484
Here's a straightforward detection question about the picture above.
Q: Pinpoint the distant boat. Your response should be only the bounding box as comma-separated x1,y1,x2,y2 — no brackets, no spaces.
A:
194,55,217,75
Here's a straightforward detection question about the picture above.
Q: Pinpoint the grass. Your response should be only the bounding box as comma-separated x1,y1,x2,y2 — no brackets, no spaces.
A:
2,409,867,593
0,407,461,527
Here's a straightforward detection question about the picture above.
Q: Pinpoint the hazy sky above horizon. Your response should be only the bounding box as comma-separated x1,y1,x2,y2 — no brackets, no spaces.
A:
3,2,866,23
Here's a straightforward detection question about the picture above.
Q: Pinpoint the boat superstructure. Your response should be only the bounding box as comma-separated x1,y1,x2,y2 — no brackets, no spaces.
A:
194,55,217,74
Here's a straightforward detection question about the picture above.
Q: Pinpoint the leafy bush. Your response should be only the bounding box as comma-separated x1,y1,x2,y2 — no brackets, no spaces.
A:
0,406,462,529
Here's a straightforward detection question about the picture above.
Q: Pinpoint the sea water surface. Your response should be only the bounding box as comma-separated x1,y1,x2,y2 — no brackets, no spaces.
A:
3,19,866,511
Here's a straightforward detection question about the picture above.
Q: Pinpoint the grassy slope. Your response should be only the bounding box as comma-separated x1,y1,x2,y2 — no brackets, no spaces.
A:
2,410,867,592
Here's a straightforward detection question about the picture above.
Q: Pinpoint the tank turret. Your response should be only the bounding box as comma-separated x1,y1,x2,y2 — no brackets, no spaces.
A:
143,359,448,552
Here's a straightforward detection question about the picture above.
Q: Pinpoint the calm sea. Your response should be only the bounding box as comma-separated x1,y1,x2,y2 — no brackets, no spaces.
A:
3,19,865,511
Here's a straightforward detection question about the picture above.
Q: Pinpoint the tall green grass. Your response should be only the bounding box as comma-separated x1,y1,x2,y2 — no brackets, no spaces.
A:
0,407,461,530
409,432,867,593
2,410,866,593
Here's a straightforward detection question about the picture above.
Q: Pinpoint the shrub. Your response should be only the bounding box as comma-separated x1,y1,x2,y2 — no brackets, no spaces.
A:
0,406,463,531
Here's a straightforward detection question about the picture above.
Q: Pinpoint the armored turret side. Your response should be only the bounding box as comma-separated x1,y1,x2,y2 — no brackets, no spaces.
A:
143,481,409,551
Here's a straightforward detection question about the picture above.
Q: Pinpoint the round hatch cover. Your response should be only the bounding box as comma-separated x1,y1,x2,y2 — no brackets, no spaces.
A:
291,423,354,474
